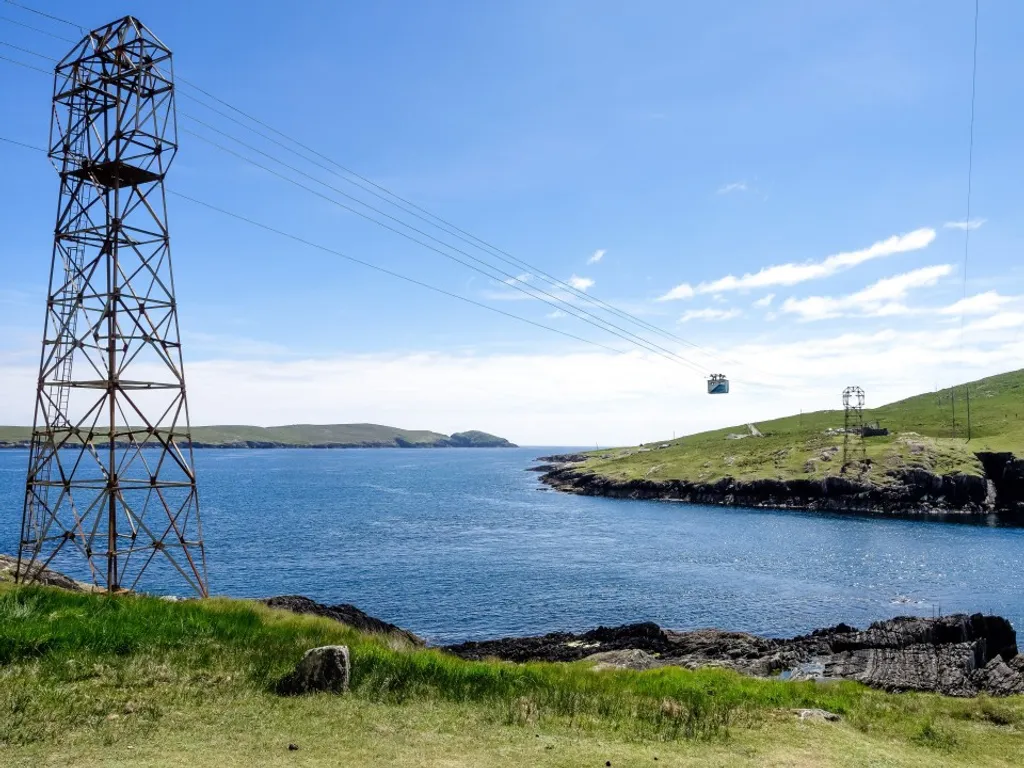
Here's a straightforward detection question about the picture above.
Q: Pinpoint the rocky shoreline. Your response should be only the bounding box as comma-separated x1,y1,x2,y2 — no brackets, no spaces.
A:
534,452,1024,515
444,613,1024,697
5,555,1021,698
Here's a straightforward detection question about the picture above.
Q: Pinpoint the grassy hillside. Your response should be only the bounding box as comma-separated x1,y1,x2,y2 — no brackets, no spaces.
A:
0,423,514,448
1,582,1022,766
579,369,1024,486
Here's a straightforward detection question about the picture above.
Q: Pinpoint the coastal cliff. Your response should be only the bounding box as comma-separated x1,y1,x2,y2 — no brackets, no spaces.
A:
537,448,1024,514
538,457,1002,514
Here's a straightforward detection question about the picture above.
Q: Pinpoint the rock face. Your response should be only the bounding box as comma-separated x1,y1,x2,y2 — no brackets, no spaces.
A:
977,452,1024,512
262,595,424,647
445,613,1023,697
0,553,95,592
540,464,992,515
276,645,351,695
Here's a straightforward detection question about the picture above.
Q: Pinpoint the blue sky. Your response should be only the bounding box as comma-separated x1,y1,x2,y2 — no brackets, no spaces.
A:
1,0,1023,444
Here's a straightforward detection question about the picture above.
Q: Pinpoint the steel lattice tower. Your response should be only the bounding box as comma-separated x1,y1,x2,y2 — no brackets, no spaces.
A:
16,17,207,596
841,386,866,471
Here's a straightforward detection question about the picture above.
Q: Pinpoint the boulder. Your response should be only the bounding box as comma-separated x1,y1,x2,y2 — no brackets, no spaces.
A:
276,645,350,696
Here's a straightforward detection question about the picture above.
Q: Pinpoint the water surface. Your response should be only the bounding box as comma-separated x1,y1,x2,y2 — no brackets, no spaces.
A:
1,447,1022,643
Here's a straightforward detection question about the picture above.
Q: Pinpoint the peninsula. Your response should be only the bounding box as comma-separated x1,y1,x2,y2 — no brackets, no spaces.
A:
0,423,516,449
538,369,1024,514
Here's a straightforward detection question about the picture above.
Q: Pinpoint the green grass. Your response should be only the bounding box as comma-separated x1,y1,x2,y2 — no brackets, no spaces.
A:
1,585,1023,766
579,369,1024,486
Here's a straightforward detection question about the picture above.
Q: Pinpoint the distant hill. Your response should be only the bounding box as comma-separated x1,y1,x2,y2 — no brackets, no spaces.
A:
0,423,516,449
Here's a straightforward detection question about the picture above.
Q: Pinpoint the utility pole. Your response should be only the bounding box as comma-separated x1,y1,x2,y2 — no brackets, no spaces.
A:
17,17,207,596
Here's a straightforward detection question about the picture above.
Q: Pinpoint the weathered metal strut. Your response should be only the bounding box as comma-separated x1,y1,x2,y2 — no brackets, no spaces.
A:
16,16,207,596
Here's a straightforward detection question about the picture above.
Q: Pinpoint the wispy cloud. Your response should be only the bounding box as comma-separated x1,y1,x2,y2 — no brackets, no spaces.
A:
753,294,775,308
502,272,532,286
546,310,565,319
939,291,1015,317
679,308,742,323
944,218,986,231
568,274,594,291
587,249,606,265
781,264,954,321
657,228,936,301
658,283,695,301
717,181,748,195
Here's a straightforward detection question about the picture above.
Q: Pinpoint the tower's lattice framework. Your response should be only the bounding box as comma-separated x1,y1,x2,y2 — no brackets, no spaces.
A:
16,16,207,595
841,386,866,471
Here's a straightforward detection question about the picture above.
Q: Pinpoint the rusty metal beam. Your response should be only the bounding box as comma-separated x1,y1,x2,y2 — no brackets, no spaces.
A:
17,16,207,597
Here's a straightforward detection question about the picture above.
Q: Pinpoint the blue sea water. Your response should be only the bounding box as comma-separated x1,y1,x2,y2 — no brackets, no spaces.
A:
2,447,1023,644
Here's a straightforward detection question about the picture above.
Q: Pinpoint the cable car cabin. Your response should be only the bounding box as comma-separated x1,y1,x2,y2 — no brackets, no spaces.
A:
707,374,729,394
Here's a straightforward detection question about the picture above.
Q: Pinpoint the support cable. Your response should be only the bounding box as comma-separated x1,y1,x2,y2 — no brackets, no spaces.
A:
180,127,712,374
957,0,980,442
0,19,746,377
176,85,730,365
0,134,638,360
0,40,712,374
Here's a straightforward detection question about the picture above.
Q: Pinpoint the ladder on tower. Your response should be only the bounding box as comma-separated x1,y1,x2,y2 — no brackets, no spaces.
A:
27,110,91,544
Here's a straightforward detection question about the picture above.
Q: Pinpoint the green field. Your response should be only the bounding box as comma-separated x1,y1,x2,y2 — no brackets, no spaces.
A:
0,423,512,448
577,369,1024,486
1,582,1022,767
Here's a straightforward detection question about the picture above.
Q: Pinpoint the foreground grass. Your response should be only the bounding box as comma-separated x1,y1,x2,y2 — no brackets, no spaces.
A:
579,369,1024,486
1,586,1023,766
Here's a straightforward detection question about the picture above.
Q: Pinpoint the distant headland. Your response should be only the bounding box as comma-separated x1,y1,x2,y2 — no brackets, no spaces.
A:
0,423,516,450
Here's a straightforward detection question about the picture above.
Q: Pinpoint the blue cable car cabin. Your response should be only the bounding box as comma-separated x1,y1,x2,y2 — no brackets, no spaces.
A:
707,374,729,394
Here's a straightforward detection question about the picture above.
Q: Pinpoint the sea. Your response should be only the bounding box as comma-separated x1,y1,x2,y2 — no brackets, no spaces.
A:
2,446,1023,644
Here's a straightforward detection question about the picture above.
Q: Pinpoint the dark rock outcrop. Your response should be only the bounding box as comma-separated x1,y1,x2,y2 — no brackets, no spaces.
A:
445,614,1023,697
540,464,992,515
977,452,1024,511
262,595,424,646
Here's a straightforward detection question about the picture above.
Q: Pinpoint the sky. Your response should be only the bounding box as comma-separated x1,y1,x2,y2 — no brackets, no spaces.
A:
1,0,1023,446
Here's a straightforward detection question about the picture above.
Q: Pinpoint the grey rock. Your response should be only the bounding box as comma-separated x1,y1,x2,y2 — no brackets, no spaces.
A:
276,645,351,696
585,649,661,671
794,708,841,722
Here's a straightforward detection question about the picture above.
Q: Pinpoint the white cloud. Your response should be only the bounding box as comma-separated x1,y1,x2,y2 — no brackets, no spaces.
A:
781,264,954,321
546,310,565,319
964,311,1024,332
753,294,775,308
1,322,1020,445
944,218,986,231
568,274,595,291
658,228,936,301
587,249,606,265
658,282,695,301
717,181,748,195
679,308,742,323
939,291,1015,317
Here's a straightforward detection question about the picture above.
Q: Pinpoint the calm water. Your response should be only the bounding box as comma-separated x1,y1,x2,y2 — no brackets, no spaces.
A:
2,447,1023,643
